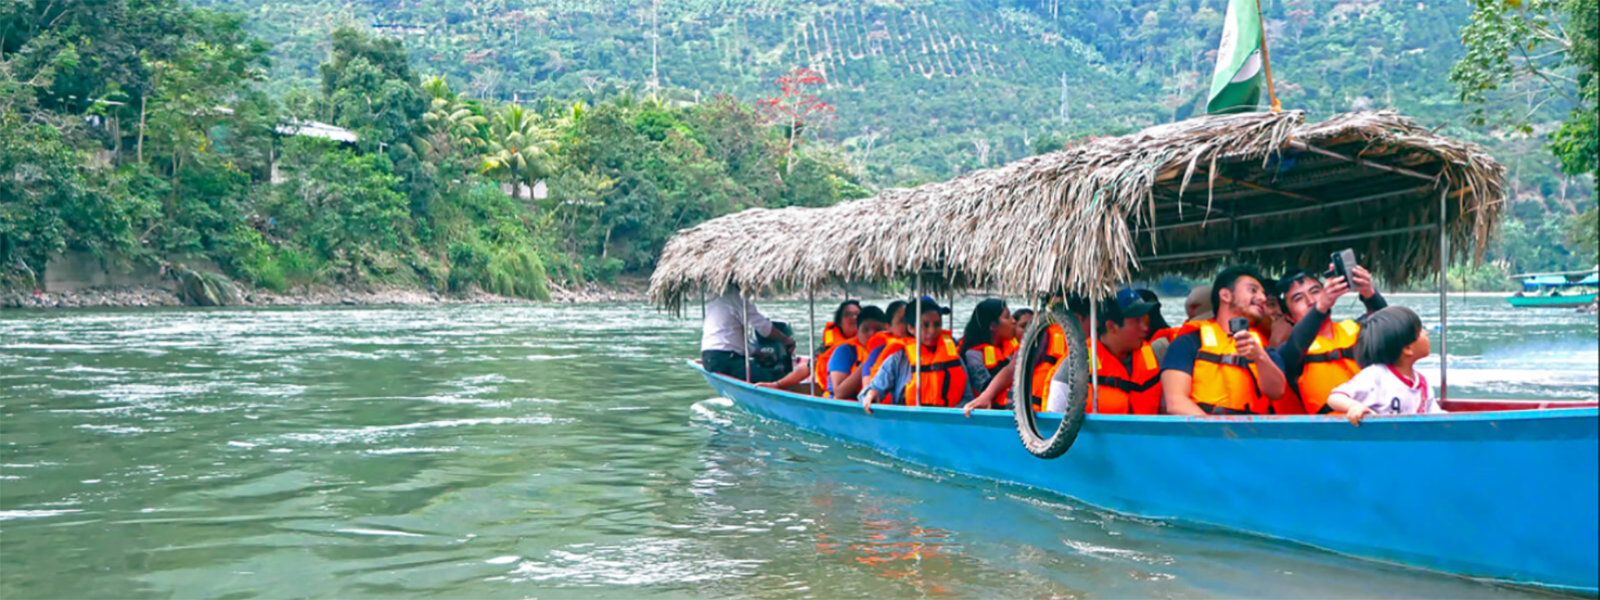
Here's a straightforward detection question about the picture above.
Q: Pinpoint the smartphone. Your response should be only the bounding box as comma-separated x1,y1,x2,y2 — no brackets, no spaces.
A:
1326,248,1357,281
1228,317,1250,335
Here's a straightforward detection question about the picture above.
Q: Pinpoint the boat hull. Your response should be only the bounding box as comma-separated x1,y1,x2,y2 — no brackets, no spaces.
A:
692,361,1600,592
1506,293,1597,308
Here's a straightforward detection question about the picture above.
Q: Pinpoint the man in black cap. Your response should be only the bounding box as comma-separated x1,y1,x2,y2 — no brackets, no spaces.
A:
1067,289,1165,414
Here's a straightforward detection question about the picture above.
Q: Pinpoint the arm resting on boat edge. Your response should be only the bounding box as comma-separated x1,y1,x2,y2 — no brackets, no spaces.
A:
1325,389,1374,426
858,351,910,413
758,363,810,390
963,364,1016,417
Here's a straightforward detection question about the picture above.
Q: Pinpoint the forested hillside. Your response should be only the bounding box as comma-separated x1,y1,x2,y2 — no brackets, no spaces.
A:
210,0,1497,181
2,0,1595,300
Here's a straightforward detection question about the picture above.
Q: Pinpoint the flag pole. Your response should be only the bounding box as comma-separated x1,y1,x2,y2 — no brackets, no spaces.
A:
1253,0,1282,113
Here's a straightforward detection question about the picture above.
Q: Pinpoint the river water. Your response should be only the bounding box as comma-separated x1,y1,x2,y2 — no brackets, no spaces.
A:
2,296,1595,599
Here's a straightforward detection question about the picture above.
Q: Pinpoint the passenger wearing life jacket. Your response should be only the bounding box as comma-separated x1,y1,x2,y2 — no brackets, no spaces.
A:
821,306,891,400
956,299,1021,416
810,300,862,391
859,297,971,411
1160,266,1289,416
1028,295,1093,413
1274,263,1389,414
861,300,909,387
1085,289,1164,415
1012,307,1035,335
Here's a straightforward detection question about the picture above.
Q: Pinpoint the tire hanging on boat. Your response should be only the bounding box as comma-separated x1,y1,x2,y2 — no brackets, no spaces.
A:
1011,305,1090,459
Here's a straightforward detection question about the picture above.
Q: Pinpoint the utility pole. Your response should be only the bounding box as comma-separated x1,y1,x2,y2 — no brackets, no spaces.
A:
1059,72,1070,124
648,0,661,91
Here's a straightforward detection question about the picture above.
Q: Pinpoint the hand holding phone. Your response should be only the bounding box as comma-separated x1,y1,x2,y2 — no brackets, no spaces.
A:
1325,248,1357,282
1228,317,1250,334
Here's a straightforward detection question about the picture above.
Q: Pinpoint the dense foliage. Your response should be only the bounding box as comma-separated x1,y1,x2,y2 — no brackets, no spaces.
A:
2,0,1595,296
1,1,867,295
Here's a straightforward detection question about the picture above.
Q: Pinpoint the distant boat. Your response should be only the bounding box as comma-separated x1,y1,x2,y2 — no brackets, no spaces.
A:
1507,269,1598,309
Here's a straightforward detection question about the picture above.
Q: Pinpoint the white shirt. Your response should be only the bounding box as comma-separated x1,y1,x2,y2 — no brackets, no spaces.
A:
700,288,773,354
1327,365,1445,415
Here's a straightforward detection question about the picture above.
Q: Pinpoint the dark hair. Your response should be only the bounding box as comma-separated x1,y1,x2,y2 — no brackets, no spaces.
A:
1136,289,1171,332
857,305,888,325
959,299,1009,354
831,300,861,327
1354,306,1424,368
884,300,908,325
1211,265,1267,313
1275,268,1320,301
1012,307,1035,321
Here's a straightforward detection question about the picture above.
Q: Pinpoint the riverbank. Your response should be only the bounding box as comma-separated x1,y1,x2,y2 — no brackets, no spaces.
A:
0,285,531,309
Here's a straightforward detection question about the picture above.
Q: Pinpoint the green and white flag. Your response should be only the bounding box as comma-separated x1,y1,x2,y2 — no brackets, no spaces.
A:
1206,0,1265,114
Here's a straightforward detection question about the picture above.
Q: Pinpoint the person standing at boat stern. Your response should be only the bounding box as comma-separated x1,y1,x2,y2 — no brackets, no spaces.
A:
701,285,795,383
958,299,1021,416
1159,266,1289,416
859,297,971,411
1274,263,1389,414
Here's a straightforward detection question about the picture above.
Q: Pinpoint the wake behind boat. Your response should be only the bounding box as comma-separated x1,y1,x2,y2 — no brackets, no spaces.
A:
649,110,1600,592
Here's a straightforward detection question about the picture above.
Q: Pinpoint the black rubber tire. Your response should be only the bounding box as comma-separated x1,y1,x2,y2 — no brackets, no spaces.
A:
1011,305,1090,459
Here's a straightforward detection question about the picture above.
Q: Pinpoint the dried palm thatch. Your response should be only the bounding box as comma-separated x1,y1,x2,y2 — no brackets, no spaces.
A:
650,110,1505,313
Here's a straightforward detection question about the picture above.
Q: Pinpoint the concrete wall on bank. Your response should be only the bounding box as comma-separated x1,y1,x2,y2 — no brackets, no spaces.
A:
42,252,220,292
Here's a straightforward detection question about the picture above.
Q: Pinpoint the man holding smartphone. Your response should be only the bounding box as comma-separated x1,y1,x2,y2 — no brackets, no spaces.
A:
1274,252,1390,414
1159,265,1290,416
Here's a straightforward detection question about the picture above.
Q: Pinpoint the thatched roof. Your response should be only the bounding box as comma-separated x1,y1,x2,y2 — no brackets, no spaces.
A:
650,110,1505,312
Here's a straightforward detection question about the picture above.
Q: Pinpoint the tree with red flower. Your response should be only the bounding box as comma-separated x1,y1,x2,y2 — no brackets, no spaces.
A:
755,67,836,175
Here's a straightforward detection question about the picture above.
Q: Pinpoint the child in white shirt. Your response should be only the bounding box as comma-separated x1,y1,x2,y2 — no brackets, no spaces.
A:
1326,306,1444,426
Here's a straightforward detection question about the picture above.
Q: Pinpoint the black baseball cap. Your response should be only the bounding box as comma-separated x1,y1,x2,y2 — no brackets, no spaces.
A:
1112,288,1158,320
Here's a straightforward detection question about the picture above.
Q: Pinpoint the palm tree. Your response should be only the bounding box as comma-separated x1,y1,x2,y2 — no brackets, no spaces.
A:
482,104,557,200
419,76,487,163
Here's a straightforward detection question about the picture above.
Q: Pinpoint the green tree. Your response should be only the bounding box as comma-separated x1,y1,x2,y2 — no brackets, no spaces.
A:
1454,0,1598,262
483,104,557,198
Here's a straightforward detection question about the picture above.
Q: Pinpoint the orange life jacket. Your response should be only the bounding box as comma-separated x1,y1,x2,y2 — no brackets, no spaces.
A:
863,335,908,390
1150,326,1182,344
1295,319,1362,414
1190,320,1270,414
1028,324,1070,411
812,323,848,391
900,332,969,408
1091,341,1163,415
967,338,1019,407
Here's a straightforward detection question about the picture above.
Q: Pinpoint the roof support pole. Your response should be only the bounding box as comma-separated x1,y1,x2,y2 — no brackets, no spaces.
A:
1288,141,1439,183
914,272,923,407
1438,187,1449,402
1089,293,1099,414
808,288,817,396
742,290,752,384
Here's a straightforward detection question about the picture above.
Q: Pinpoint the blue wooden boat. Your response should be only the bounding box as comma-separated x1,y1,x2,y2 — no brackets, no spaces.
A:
692,362,1600,592
651,112,1597,592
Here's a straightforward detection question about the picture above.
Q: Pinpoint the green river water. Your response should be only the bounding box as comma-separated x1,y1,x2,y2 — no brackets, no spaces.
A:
2,296,1595,599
